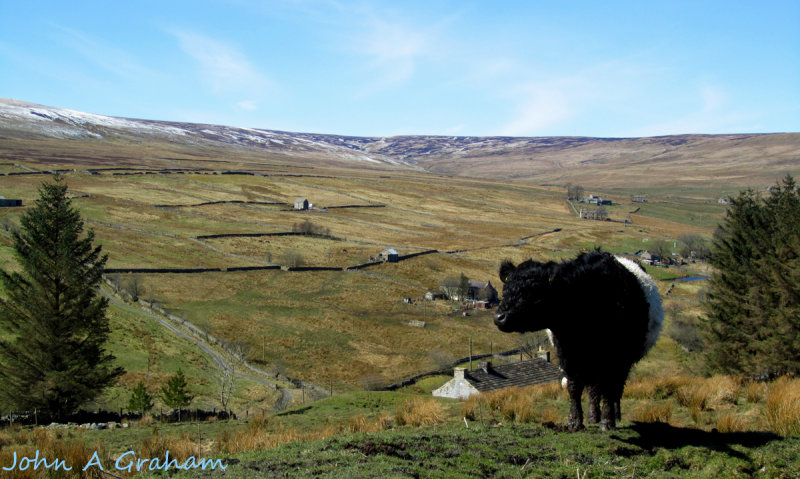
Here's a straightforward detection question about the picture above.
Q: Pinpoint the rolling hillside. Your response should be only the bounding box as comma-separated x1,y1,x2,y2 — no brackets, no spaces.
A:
2,98,798,188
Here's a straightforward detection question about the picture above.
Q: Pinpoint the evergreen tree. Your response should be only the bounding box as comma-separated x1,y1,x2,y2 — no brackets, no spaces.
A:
703,175,800,377
0,175,123,418
161,368,193,420
128,381,154,416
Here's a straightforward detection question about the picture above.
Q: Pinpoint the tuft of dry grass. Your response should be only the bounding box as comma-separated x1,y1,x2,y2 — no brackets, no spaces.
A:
673,375,741,411
625,375,694,400
716,412,748,433
138,413,155,426
745,381,768,404
632,400,673,424
139,432,204,465
764,377,800,437
347,412,394,434
395,398,447,427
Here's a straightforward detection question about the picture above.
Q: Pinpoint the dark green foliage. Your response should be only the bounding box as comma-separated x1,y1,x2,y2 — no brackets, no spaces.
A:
0,175,123,418
161,368,193,411
703,175,800,377
457,273,470,301
128,381,154,416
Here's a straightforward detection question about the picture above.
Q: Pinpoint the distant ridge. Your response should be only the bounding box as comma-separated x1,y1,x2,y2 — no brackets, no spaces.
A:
1,98,798,188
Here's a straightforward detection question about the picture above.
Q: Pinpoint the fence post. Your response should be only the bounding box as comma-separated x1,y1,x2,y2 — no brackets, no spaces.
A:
469,337,473,371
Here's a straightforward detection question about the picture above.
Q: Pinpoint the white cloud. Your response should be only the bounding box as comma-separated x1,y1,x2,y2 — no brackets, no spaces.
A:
497,82,575,136
171,30,273,97
236,100,258,111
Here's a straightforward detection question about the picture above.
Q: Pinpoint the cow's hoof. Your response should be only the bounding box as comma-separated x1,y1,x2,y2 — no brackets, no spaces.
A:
599,421,616,431
567,422,585,431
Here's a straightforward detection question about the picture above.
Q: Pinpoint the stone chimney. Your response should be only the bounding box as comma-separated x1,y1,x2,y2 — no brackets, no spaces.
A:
536,346,550,362
478,361,492,374
454,367,466,380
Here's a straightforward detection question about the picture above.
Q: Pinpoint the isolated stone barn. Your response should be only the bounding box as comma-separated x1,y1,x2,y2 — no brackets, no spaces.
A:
379,248,399,262
294,198,309,210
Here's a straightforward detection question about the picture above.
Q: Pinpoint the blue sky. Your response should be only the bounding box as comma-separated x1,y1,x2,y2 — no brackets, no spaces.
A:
1,0,798,137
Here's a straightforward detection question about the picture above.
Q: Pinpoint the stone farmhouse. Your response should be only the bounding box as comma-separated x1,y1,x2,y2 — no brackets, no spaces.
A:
432,358,564,399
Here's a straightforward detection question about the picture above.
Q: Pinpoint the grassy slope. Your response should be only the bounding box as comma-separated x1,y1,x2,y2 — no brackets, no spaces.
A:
147,423,799,478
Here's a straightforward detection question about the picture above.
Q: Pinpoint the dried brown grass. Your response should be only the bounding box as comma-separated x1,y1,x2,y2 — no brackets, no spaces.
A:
745,381,768,403
347,412,394,434
0,428,107,479
395,398,447,427
462,384,565,425
213,416,340,454
716,412,748,433
764,377,800,437
625,375,694,400
632,400,673,424
675,375,741,412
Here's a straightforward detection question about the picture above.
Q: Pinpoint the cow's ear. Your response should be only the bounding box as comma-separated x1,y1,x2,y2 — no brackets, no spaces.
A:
499,260,515,283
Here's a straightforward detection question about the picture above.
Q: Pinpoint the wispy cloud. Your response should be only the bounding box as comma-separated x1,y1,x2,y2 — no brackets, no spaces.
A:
344,7,460,96
51,26,156,80
358,17,429,86
497,83,574,136
624,82,754,136
171,30,274,109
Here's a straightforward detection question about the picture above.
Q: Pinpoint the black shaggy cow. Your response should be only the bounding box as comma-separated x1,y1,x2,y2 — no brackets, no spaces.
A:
494,250,663,430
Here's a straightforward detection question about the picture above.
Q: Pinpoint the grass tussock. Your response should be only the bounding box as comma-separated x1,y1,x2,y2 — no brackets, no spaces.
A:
764,377,800,437
395,398,447,427
347,412,394,434
139,430,204,465
625,375,694,400
716,411,749,433
745,381,768,403
632,400,673,424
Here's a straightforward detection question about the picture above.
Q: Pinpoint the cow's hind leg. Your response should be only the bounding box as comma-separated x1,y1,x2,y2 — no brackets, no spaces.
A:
587,385,601,424
566,376,585,430
600,383,625,431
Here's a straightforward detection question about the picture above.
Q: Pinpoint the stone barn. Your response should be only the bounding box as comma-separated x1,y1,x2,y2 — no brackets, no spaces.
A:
379,248,399,262
294,198,309,210
432,358,563,400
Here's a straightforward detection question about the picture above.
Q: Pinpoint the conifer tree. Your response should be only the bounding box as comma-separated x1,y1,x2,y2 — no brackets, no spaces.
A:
161,368,193,420
703,175,800,377
0,175,123,418
128,381,154,416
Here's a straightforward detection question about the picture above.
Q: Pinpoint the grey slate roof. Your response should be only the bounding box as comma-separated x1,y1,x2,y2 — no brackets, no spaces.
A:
464,359,564,392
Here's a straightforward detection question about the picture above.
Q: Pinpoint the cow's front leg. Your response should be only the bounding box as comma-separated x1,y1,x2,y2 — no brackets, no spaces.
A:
566,377,585,430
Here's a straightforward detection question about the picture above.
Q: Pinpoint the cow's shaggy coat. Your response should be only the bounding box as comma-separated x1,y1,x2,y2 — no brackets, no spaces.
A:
494,250,663,430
